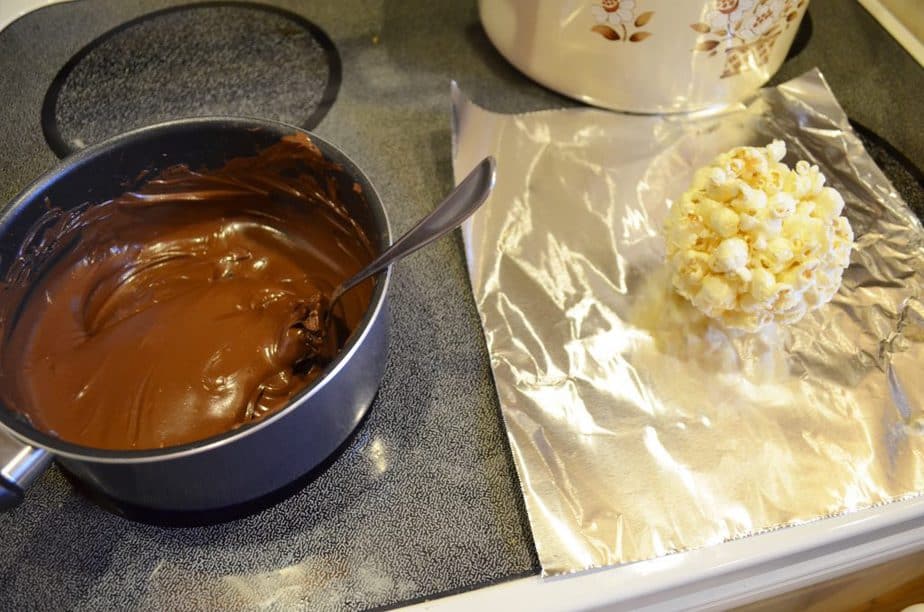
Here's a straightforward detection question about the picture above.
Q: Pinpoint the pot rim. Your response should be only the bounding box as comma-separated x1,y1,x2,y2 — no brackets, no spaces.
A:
0,116,392,464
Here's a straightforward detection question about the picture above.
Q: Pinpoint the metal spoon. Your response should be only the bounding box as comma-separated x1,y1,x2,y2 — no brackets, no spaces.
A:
325,155,496,328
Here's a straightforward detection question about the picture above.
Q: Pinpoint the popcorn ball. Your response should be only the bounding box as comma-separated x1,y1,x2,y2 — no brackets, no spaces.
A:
664,140,854,332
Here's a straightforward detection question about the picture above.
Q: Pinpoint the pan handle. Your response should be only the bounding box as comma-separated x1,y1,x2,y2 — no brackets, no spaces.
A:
0,430,52,511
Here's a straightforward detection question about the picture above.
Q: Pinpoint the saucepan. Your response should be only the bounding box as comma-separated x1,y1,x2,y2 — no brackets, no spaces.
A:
0,117,392,513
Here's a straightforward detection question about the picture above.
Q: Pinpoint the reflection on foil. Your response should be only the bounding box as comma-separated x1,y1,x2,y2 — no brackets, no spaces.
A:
630,268,790,382
451,69,924,576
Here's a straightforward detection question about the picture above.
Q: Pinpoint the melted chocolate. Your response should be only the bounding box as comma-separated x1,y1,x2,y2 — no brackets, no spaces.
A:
0,134,374,450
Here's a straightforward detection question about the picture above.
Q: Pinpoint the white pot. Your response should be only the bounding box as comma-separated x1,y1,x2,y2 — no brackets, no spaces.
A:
479,0,809,113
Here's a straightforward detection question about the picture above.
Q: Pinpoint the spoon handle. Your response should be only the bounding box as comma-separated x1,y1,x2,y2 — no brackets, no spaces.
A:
335,156,496,300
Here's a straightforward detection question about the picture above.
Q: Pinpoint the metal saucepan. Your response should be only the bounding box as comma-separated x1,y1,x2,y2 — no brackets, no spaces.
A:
0,117,392,513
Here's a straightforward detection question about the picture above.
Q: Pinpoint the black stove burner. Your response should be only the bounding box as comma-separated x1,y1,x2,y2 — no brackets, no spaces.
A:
41,2,341,158
851,120,924,220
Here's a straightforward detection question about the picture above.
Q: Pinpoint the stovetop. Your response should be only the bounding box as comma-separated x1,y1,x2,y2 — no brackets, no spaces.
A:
0,1,921,610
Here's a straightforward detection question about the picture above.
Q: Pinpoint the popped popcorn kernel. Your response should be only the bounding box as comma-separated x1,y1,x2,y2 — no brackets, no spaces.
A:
711,237,749,274
707,206,739,237
693,274,736,315
664,140,854,331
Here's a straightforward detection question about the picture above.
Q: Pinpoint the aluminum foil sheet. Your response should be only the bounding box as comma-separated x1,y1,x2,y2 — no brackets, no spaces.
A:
451,69,924,576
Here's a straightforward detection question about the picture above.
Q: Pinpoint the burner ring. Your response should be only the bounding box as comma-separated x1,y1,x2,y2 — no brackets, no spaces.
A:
42,2,341,159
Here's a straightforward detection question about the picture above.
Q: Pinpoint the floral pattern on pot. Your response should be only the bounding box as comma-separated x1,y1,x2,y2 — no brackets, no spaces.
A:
691,0,807,78
591,0,654,43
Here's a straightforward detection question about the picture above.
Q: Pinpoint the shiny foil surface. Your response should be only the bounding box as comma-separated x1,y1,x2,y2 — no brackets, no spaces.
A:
451,70,924,576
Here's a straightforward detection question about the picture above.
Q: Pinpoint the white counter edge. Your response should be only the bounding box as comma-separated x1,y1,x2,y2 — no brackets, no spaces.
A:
408,495,924,611
857,0,924,67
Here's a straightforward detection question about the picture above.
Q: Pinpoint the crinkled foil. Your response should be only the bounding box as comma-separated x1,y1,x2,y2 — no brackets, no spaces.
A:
451,69,924,576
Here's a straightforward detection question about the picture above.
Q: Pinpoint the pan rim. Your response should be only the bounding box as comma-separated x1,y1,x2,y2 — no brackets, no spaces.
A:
0,116,392,464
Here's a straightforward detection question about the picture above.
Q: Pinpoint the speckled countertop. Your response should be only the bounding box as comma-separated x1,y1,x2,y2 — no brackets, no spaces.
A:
0,1,920,610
